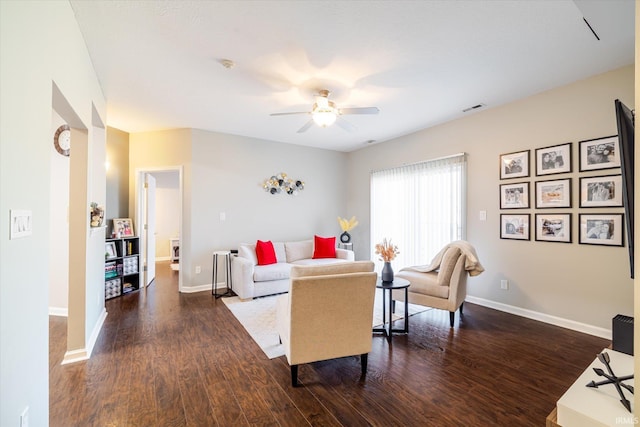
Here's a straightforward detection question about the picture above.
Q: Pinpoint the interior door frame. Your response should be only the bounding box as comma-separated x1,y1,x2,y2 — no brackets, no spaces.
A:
135,165,184,292
143,172,156,287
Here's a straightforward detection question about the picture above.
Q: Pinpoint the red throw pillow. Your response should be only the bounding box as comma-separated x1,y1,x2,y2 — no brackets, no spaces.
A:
256,240,277,265
313,235,336,259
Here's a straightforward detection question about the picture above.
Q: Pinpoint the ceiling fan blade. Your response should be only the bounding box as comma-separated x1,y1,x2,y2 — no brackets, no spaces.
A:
270,111,310,116
338,107,379,115
335,116,356,132
297,120,314,133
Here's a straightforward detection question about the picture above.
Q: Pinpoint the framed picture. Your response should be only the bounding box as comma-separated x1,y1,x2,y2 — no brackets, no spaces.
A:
113,218,135,237
535,142,572,176
500,182,529,209
500,214,530,240
579,135,621,172
500,150,530,179
535,178,572,209
105,242,118,259
579,174,623,208
579,213,624,246
535,213,571,243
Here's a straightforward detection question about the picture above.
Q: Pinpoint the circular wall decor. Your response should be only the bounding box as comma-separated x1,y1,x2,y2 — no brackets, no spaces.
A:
53,124,71,157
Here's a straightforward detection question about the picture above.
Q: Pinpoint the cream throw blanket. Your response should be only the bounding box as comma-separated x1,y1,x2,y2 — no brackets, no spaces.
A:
400,240,485,277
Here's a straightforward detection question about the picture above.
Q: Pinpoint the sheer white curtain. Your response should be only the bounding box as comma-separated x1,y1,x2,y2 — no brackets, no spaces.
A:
370,153,467,271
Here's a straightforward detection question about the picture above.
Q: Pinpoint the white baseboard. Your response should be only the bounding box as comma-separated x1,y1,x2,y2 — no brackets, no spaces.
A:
61,308,108,365
87,308,108,356
180,284,215,293
49,307,68,317
62,348,89,365
466,296,611,340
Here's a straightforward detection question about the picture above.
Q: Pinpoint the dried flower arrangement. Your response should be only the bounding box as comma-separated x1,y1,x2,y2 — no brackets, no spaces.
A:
337,216,359,232
375,238,399,262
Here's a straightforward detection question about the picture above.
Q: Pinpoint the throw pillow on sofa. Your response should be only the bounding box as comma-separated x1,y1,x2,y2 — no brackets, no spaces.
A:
312,235,337,259
256,240,277,265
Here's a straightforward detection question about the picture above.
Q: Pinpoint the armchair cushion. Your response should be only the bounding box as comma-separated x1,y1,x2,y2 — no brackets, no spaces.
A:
393,270,449,299
437,247,462,286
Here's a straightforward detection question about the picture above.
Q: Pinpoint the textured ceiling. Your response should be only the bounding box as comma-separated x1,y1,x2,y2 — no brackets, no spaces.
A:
70,1,634,152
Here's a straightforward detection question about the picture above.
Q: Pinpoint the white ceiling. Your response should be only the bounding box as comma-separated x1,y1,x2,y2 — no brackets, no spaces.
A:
70,0,634,152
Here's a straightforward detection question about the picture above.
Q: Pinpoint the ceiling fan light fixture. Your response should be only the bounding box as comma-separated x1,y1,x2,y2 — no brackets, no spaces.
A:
312,101,337,127
312,110,337,127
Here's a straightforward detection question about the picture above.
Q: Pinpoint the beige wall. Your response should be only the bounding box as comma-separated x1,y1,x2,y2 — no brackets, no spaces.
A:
348,65,635,334
129,128,191,288
129,128,349,290
1,1,107,425
49,110,71,314
106,127,130,233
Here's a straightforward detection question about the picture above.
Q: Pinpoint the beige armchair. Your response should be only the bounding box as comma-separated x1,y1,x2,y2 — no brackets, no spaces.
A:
275,261,377,387
394,241,484,327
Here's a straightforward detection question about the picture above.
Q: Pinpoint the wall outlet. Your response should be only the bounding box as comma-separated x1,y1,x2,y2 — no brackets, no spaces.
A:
500,279,509,290
195,266,201,274
479,210,487,221
20,406,29,427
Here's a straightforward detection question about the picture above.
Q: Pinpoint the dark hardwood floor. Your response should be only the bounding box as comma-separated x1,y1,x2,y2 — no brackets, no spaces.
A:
50,261,609,426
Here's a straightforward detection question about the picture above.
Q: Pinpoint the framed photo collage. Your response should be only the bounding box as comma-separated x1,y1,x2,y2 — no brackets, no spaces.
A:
499,136,624,246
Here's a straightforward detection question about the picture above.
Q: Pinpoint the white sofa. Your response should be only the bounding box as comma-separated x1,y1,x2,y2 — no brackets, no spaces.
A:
232,239,354,300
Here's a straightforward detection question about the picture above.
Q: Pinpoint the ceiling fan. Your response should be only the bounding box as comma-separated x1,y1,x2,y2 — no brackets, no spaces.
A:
270,89,379,133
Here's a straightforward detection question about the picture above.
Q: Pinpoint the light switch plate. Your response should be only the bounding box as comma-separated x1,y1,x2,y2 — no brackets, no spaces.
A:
10,210,32,239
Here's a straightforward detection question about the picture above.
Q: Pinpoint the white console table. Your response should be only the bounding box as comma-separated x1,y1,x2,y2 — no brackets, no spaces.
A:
554,348,634,427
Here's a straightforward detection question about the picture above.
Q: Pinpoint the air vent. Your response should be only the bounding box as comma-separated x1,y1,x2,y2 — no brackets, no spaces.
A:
462,103,486,113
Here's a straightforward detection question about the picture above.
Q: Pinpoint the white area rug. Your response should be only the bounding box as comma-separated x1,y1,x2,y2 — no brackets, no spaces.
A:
222,290,429,359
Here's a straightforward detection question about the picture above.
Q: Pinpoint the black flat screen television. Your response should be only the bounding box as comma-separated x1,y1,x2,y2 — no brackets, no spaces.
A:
615,99,634,278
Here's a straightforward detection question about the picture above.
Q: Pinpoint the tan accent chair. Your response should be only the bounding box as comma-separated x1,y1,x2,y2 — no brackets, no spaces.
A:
275,261,377,387
394,246,468,327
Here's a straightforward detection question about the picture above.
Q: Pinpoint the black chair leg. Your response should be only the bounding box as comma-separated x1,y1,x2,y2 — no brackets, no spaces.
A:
361,353,368,375
291,365,299,387
460,302,464,315
449,311,455,327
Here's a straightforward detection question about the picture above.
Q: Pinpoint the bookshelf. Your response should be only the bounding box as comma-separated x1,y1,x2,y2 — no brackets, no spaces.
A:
104,236,140,299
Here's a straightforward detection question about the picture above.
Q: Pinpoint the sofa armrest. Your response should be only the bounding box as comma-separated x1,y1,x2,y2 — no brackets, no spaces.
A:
336,248,355,261
231,256,256,300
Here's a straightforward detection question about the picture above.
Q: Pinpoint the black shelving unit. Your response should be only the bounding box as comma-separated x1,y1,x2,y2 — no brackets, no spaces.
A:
105,236,140,299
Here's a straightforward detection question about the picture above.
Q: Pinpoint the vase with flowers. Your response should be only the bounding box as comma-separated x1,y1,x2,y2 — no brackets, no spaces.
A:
337,215,359,243
375,238,400,282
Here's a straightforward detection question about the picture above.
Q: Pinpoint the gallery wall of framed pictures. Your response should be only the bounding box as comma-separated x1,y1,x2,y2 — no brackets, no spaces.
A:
499,135,624,246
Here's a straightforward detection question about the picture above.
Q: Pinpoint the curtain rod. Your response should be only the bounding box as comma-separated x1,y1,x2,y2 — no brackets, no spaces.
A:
370,152,467,174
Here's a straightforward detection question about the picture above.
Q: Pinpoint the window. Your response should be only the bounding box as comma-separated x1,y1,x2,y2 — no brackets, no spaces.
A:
370,153,467,270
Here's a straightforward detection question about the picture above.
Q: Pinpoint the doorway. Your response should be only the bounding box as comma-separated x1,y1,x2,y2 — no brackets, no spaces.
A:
135,166,183,292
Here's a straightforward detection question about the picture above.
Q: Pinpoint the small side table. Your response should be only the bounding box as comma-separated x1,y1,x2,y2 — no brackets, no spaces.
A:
373,277,410,341
212,250,233,298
